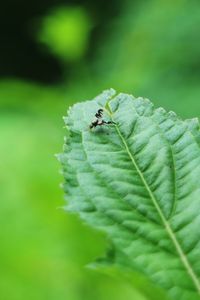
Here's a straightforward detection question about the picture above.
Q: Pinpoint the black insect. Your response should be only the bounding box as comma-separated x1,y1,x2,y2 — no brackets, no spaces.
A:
95,108,103,119
89,108,116,129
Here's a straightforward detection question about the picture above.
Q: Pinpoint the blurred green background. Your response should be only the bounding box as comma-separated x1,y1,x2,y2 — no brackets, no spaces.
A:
1,0,200,299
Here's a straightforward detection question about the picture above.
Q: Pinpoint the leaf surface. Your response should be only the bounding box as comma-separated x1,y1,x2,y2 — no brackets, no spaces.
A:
59,89,200,300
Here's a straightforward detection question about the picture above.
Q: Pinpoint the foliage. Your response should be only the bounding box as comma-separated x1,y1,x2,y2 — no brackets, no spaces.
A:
2,1,200,299
59,89,200,300
38,6,92,62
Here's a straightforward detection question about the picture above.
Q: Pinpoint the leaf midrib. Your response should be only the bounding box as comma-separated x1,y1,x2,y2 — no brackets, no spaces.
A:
106,104,200,294
81,133,176,256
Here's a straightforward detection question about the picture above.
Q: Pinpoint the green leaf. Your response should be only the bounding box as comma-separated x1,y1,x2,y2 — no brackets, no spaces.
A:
59,89,200,300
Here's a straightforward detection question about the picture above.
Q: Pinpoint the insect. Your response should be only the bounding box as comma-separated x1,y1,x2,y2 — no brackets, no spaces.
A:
89,108,116,129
